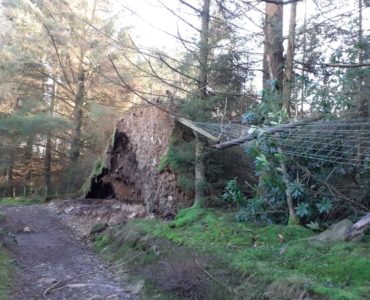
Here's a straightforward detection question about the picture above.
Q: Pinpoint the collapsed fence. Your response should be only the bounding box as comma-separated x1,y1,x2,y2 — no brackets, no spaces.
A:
182,117,370,169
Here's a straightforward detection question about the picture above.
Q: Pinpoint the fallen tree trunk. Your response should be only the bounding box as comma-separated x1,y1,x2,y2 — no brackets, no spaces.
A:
345,213,370,241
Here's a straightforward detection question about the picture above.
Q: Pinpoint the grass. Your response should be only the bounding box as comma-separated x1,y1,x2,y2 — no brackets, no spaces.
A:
0,197,44,206
0,247,11,299
0,221,13,299
95,207,370,300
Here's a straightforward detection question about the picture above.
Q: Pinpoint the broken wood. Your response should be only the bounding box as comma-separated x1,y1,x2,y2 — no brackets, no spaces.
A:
345,213,370,241
176,117,219,142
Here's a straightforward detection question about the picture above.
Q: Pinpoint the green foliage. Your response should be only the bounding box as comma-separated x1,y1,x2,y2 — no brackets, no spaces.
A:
235,197,270,224
222,178,246,207
316,198,333,214
295,202,311,218
158,142,195,192
289,180,305,199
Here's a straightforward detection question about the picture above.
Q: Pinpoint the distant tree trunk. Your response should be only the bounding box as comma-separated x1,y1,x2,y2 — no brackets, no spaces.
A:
300,0,307,114
263,2,284,105
70,60,85,162
283,2,297,117
44,80,56,197
193,0,210,208
6,151,16,198
24,137,33,195
357,0,368,117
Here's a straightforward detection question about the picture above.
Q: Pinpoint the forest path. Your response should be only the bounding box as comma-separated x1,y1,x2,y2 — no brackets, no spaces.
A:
1,204,134,300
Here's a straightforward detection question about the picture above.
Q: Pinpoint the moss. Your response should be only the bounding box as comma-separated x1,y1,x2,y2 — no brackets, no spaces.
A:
0,248,10,299
80,157,105,194
95,208,370,300
0,197,43,206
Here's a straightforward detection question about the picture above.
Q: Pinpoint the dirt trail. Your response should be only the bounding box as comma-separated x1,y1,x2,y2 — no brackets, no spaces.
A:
0,205,135,300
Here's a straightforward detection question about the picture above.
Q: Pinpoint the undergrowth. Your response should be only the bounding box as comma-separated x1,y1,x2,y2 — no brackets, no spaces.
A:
95,208,370,300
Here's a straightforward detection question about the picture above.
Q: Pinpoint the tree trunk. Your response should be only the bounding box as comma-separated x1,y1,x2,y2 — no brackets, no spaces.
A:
44,79,56,197
24,137,33,195
193,0,211,208
283,2,297,117
70,61,85,162
198,0,210,99
357,0,368,117
6,151,16,198
193,132,206,208
263,2,284,105
300,0,307,114
277,144,298,225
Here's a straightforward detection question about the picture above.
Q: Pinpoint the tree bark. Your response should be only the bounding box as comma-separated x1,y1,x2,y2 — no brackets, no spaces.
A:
193,0,210,208
44,79,56,197
6,151,16,198
193,132,206,208
70,60,85,162
277,145,298,225
198,0,210,100
263,2,284,104
357,0,368,117
283,2,297,117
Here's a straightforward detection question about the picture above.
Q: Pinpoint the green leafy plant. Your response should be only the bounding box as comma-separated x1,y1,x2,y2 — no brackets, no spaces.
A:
306,221,321,231
289,180,305,199
295,202,311,218
316,198,333,214
222,178,246,207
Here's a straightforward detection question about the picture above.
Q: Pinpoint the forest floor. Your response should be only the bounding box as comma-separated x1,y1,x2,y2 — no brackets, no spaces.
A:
0,203,137,300
0,200,369,300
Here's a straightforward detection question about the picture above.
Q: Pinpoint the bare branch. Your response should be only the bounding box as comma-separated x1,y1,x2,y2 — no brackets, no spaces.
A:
178,0,201,13
156,0,201,32
259,0,302,4
108,54,176,116
324,63,370,68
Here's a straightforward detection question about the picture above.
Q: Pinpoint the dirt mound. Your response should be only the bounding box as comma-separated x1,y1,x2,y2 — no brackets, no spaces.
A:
86,106,192,216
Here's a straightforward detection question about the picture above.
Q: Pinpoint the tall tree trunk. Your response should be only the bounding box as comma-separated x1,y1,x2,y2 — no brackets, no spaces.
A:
193,132,206,208
70,61,85,162
44,79,56,197
357,0,368,117
193,0,210,208
24,136,33,195
263,2,284,105
6,151,16,198
300,0,307,115
283,2,297,117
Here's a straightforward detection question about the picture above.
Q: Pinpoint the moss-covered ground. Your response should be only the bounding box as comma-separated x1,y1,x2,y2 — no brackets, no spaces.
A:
0,247,11,299
0,213,13,299
0,197,44,206
95,208,370,300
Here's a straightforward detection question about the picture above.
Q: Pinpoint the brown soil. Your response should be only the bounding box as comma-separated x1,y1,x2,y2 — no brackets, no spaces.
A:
86,105,193,217
0,204,137,300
